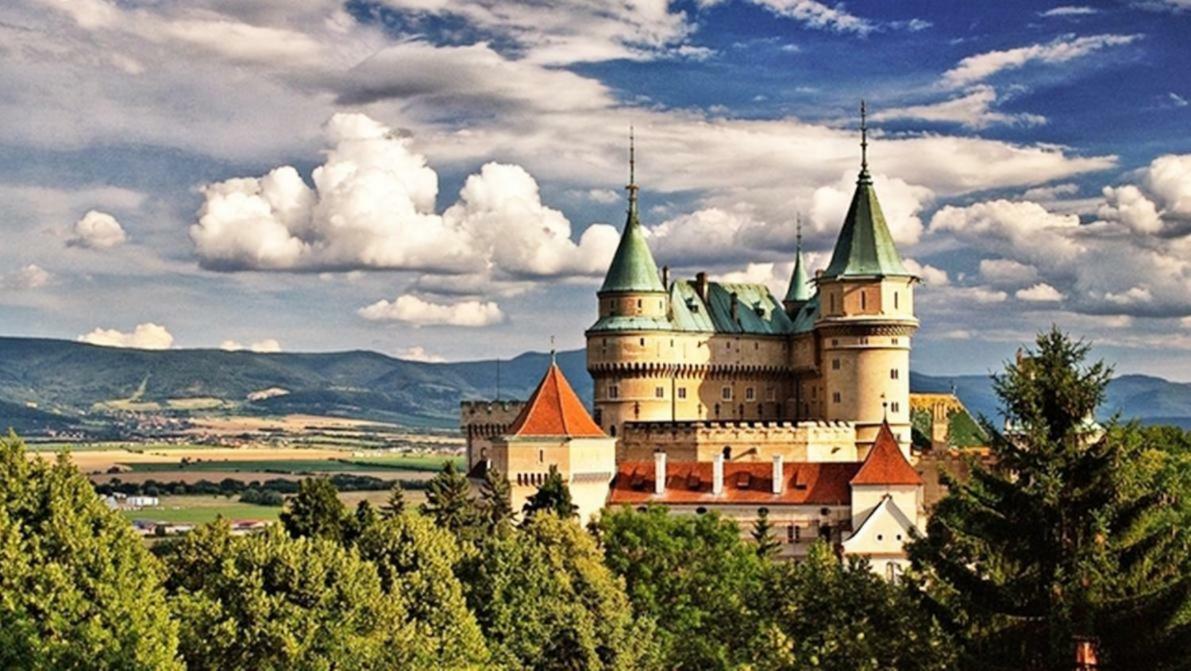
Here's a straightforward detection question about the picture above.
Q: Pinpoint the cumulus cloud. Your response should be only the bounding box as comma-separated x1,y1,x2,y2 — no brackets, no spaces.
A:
1016,283,1064,302
396,345,446,363
943,34,1141,87
0,264,52,290
357,294,505,327
809,173,933,245
191,113,618,280
980,258,1039,287
903,259,950,286
220,338,282,353
871,86,1046,130
749,0,876,34
68,209,127,249
79,322,174,349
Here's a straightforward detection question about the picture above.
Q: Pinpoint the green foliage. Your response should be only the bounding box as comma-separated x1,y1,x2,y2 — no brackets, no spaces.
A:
751,508,781,558
478,466,514,531
599,505,766,668
461,512,653,670
522,464,577,519
421,460,478,533
754,543,955,671
0,432,181,670
238,487,284,506
381,481,406,519
279,476,349,543
910,328,1191,670
165,522,423,670
355,514,489,667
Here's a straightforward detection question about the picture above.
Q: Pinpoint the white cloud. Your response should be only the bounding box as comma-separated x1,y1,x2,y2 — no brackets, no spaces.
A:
396,345,446,363
871,86,1046,130
79,322,174,349
1141,154,1191,218
1040,6,1100,17
585,189,621,204
191,113,618,279
809,173,933,245
1170,93,1189,108
357,295,505,327
1022,183,1080,201
1,264,52,290
943,34,1141,87
980,258,1039,286
1016,283,1064,302
1099,184,1162,234
749,0,876,34
903,259,950,286
220,338,282,353
68,209,126,249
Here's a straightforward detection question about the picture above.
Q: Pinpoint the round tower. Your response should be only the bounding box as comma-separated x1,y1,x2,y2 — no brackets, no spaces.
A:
815,103,918,456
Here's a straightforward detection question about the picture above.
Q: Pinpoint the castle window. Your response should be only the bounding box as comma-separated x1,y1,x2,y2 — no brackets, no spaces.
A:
766,387,775,401
721,386,732,400
655,387,664,399
696,507,707,515
860,337,869,345
891,337,899,345
860,291,867,310
829,293,836,313
745,387,755,401
609,385,619,399
714,403,721,417
891,401,901,413
610,425,617,437
894,292,900,310
639,337,645,346
832,358,840,370
890,368,899,380
723,446,732,460
539,449,544,463
832,338,839,346
637,299,642,309
832,392,841,403
677,387,687,399
754,342,759,350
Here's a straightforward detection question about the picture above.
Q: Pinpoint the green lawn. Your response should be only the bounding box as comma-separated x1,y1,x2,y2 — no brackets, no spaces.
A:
124,454,464,474
121,495,283,525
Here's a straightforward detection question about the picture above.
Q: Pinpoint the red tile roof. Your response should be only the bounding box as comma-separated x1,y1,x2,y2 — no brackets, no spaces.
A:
506,362,606,438
850,421,923,486
607,460,860,506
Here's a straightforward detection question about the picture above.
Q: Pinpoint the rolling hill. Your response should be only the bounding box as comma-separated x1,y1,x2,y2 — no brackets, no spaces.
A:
0,336,1187,433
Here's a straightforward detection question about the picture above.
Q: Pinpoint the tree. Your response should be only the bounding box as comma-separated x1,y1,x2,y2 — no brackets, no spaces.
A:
348,499,379,541
599,505,766,668
279,476,348,543
381,481,406,519
754,542,954,671
478,466,514,530
751,508,780,558
421,460,478,534
910,328,1191,670
164,522,427,669
459,512,654,670
355,514,489,667
522,464,577,519
0,431,180,670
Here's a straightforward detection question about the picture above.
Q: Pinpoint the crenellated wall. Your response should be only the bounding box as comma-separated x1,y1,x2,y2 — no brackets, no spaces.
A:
460,400,526,468
617,419,859,463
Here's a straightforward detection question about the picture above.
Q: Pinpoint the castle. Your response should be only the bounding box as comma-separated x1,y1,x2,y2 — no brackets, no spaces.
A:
463,110,930,574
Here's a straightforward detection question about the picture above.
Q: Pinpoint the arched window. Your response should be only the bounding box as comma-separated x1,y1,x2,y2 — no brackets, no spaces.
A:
722,446,732,460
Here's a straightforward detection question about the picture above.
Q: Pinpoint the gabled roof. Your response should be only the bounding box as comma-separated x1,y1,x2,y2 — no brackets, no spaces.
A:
841,493,920,550
822,170,911,279
851,421,923,486
599,199,665,294
505,361,606,438
607,460,860,506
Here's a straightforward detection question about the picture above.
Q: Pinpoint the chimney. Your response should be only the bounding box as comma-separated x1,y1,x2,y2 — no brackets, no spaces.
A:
772,455,783,494
730,292,739,322
661,265,670,289
654,451,667,495
695,272,709,302
712,453,724,495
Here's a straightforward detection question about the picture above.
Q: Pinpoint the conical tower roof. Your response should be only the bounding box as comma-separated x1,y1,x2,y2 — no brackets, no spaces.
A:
822,103,911,279
851,421,922,486
599,131,664,294
506,360,606,438
784,218,811,304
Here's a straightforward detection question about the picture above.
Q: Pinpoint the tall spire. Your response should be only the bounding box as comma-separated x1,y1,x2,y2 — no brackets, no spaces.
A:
784,213,811,307
859,99,871,183
600,127,664,294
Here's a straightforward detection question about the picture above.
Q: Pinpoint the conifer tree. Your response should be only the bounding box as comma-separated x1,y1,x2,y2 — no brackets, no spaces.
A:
421,460,477,533
751,508,781,558
381,480,406,519
279,476,348,542
479,466,515,530
522,464,578,519
910,327,1191,670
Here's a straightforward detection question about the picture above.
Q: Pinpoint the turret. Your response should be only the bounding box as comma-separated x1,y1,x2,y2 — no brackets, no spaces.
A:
783,215,812,316
815,102,919,454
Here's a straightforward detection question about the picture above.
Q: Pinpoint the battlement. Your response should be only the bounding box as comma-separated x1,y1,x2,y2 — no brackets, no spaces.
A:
618,418,858,464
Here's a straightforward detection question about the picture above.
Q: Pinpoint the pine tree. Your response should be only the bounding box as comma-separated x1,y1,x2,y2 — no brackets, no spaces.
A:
910,328,1191,670
751,508,780,558
279,476,348,542
381,481,406,519
522,464,577,519
479,466,515,530
421,460,477,533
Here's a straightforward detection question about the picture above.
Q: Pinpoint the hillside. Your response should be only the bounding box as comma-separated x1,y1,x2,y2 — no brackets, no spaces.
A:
0,336,1187,432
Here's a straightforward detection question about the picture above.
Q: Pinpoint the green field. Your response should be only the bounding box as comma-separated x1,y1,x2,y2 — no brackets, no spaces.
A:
124,454,464,474
121,495,283,524
26,441,220,453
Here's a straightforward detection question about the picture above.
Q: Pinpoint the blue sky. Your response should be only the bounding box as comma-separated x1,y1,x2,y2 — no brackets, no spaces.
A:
0,0,1188,379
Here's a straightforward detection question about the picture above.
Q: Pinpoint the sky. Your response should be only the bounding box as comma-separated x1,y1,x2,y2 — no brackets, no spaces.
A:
0,0,1189,380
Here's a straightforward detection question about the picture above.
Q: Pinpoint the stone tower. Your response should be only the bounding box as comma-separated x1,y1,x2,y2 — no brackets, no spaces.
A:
815,103,918,455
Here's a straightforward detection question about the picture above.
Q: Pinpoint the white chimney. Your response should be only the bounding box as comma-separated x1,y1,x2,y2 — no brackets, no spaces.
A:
772,455,783,494
712,453,724,495
654,451,667,495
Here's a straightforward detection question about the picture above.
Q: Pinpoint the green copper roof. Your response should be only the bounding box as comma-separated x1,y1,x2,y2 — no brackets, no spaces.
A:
783,246,811,304
588,279,795,335
823,171,910,279
599,199,665,294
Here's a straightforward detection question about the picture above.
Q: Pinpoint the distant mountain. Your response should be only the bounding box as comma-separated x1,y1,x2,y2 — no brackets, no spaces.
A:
0,336,1186,433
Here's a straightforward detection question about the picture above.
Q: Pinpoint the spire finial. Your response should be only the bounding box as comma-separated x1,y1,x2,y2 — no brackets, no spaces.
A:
796,212,803,252
550,335,556,366
626,126,639,215
859,100,870,177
